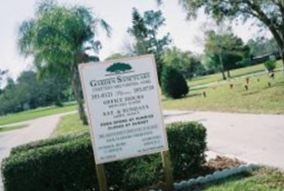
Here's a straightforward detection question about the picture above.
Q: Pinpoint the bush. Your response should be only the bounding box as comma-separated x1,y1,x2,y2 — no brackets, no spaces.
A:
264,59,276,72
10,132,88,155
161,66,189,99
1,122,206,191
167,122,207,179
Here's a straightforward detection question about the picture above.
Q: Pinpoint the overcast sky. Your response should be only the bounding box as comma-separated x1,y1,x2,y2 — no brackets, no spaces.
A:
0,0,272,79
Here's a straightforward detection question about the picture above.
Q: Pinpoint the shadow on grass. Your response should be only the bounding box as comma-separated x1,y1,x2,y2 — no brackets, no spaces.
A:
164,112,207,123
231,69,265,79
163,111,194,119
273,80,284,87
162,93,202,102
191,86,209,92
186,93,203,98
241,90,260,96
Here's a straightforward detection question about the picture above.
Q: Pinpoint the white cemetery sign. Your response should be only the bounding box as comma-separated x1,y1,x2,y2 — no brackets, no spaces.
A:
79,54,168,164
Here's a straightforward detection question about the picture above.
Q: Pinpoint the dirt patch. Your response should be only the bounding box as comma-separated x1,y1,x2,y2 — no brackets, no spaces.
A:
205,155,245,171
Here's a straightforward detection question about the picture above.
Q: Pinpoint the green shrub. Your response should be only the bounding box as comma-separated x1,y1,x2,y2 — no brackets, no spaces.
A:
10,132,88,155
167,122,207,180
161,65,189,99
1,122,206,191
264,59,276,72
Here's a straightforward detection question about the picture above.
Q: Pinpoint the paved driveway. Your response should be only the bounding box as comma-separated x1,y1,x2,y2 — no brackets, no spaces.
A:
164,110,284,169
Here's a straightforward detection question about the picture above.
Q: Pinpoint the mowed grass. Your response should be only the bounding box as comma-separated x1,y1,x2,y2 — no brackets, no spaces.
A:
202,168,284,191
0,124,28,132
52,113,88,137
190,61,283,87
0,102,77,126
163,70,284,113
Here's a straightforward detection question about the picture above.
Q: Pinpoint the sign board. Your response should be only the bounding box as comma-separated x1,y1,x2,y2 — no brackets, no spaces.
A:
79,54,168,164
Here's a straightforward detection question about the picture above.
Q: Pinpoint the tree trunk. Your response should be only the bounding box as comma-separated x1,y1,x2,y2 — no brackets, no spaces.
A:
271,41,284,74
71,65,88,125
221,70,226,80
218,53,226,80
276,43,284,73
227,70,231,78
248,4,284,73
281,50,284,73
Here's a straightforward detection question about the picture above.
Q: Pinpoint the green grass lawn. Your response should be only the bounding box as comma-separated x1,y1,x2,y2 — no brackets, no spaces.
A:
0,124,28,132
0,102,77,126
52,113,88,137
163,70,284,114
202,168,284,191
190,61,283,87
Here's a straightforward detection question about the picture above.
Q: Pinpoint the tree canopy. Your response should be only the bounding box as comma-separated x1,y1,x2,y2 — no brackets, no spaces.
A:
178,0,284,69
162,47,205,79
203,30,249,79
128,8,171,82
247,37,278,58
0,70,70,115
18,0,110,124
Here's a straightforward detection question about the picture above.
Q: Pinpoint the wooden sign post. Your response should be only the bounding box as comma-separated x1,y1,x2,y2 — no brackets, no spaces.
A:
161,151,174,191
95,164,108,191
79,55,173,191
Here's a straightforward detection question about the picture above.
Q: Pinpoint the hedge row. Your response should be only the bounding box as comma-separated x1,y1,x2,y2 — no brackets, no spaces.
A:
1,122,206,191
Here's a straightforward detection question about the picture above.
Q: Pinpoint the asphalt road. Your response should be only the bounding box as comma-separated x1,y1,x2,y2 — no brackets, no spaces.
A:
164,110,284,169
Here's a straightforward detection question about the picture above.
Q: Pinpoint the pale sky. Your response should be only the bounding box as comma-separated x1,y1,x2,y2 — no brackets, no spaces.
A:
0,0,272,79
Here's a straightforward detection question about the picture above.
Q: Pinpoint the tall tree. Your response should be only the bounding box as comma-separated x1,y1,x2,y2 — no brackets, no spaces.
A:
178,0,284,71
247,37,279,57
162,47,204,79
0,70,71,115
18,0,110,124
128,8,171,83
204,30,248,79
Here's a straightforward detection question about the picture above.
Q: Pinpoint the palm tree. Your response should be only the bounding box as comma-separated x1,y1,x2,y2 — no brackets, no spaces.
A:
18,0,111,124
